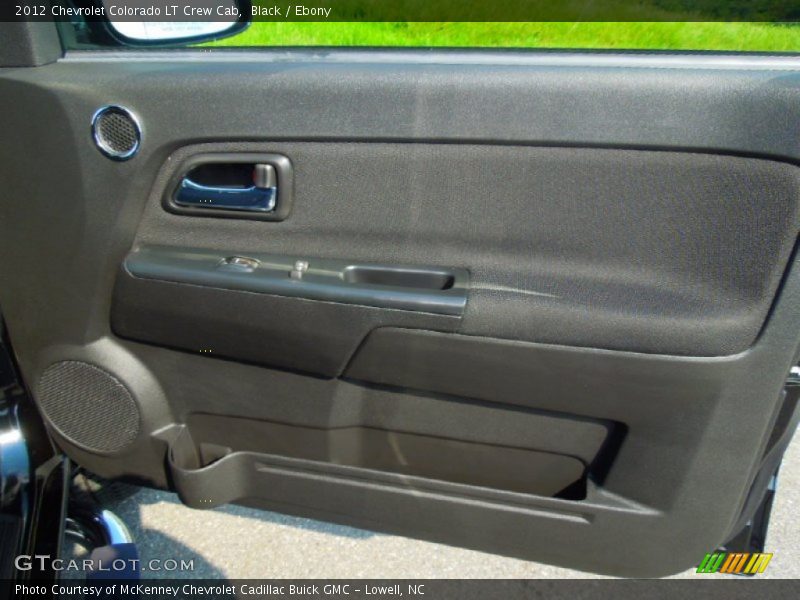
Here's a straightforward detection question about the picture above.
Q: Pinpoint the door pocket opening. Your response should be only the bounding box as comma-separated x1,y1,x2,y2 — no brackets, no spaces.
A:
164,411,624,509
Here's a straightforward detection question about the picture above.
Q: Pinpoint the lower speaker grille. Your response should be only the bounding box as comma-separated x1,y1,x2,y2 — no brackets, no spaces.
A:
37,361,140,454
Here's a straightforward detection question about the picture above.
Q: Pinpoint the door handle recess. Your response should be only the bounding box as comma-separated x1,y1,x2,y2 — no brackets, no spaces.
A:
175,164,277,212
163,153,293,221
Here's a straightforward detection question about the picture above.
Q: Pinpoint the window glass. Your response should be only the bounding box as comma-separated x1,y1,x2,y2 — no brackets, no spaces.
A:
50,0,800,53
206,22,800,52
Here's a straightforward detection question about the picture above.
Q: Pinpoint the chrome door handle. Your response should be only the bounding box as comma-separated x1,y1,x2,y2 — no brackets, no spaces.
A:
174,163,277,212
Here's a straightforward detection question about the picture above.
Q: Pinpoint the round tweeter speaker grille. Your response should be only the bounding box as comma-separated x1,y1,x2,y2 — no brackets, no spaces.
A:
91,105,141,160
37,361,141,454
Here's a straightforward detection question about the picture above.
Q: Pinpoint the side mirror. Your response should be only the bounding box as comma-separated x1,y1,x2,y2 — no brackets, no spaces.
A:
99,0,250,46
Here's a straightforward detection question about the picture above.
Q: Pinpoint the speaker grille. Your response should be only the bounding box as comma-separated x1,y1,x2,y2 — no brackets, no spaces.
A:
38,361,140,454
91,106,140,160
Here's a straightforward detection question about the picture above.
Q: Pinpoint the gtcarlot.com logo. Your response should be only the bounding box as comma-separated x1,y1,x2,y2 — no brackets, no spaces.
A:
14,554,194,573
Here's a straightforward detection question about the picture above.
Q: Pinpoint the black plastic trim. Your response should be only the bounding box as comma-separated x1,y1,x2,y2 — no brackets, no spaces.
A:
124,245,469,316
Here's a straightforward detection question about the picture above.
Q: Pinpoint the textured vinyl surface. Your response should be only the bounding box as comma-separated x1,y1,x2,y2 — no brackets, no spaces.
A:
37,361,140,454
94,432,800,579
135,142,800,357
3,52,800,576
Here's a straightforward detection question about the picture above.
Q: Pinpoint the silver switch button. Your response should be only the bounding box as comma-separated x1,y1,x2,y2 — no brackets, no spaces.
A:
290,260,309,280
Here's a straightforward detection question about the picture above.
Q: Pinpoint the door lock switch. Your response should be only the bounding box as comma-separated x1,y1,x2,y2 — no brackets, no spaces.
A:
290,260,309,280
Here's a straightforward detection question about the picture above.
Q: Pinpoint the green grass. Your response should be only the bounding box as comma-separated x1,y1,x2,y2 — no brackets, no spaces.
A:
208,22,800,52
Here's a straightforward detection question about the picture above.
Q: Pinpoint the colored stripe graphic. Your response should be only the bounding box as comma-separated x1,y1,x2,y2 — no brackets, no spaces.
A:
748,553,773,574
697,552,773,574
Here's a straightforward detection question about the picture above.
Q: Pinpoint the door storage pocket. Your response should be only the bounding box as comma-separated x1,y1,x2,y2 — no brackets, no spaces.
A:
166,412,621,509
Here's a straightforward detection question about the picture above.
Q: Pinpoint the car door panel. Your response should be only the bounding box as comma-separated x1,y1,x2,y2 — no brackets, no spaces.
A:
2,50,800,577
